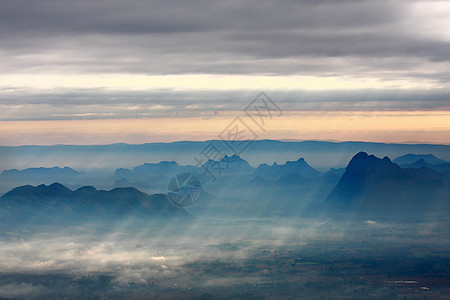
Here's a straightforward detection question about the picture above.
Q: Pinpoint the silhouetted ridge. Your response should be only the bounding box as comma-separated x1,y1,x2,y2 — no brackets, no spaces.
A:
75,186,97,193
393,153,448,166
254,157,320,179
203,154,254,173
325,152,449,219
114,161,198,181
399,158,450,173
1,166,81,178
0,183,190,223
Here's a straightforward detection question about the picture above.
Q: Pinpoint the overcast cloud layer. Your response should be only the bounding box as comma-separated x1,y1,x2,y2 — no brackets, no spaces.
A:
1,0,450,120
1,89,450,121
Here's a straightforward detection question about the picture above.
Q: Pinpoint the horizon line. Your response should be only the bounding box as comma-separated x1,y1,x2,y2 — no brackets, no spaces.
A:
1,139,449,148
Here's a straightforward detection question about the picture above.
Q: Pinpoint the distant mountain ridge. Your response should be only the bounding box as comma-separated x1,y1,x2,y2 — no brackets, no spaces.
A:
0,183,190,224
202,154,254,174
2,140,450,172
115,161,197,178
393,153,448,166
254,157,321,179
393,154,450,173
114,155,255,187
1,151,449,221
1,166,81,178
113,161,199,187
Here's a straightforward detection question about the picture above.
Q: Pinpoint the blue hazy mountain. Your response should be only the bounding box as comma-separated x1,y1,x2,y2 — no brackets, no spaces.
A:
393,154,450,173
114,161,198,181
396,158,450,173
223,165,342,217
323,167,346,179
400,158,431,169
203,154,254,174
2,140,450,172
248,175,266,187
393,153,448,166
254,157,321,179
113,177,152,190
1,166,81,179
0,166,86,196
274,172,311,186
325,152,449,218
0,183,190,224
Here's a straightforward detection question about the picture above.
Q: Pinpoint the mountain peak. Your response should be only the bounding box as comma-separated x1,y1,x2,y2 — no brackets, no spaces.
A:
75,186,98,193
352,151,370,160
254,156,320,179
43,182,73,194
203,154,254,173
2,182,72,199
49,182,67,188
221,154,248,163
159,161,179,166
325,152,448,218
345,152,402,177
140,161,179,168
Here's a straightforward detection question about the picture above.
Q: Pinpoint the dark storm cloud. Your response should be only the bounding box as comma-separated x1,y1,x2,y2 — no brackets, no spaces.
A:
0,0,395,36
1,0,450,79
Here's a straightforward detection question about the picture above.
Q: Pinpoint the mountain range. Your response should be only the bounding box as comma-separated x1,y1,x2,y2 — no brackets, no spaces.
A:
2,140,450,172
254,157,321,179
392,154,450,173
1,166,81,179
1,150,449,222
202,154,255,175
393,153,448,165
114,161,198,181
0,183,190,225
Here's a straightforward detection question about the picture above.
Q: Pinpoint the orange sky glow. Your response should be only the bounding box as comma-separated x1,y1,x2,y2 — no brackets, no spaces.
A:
1,110,448,146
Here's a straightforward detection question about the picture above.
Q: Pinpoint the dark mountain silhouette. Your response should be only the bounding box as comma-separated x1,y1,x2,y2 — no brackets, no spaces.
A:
393,153,448,166
253,157,321,179
0,183,190,224
325,152,449,219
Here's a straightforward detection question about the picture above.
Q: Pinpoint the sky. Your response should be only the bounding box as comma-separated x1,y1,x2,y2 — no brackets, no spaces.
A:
0,0,449,145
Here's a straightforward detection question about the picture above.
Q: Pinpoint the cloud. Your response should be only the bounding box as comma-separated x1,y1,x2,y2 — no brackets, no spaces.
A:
0,0,449,82
0,283,46,298
0,0,449,134
0,89,449,121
